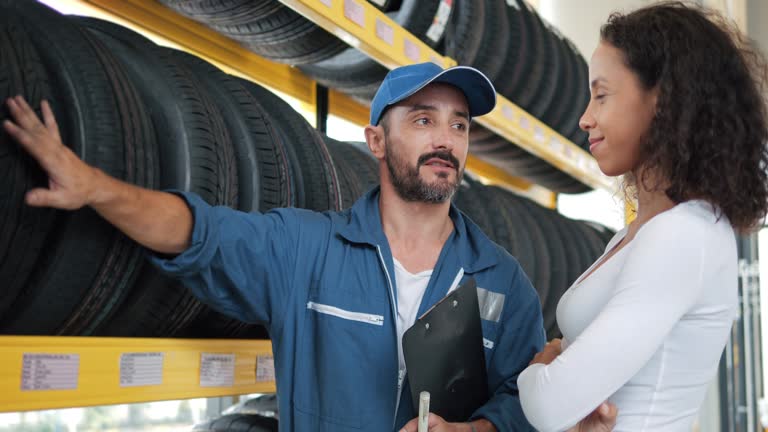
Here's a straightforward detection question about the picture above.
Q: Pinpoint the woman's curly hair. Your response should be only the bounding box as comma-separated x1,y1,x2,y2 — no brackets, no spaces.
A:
601,1,768,232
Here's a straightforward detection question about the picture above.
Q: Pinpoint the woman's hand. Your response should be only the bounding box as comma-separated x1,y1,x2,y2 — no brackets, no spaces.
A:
529,338,563,365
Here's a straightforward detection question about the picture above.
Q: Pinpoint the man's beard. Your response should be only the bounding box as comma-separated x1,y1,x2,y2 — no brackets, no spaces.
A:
384,137,463,203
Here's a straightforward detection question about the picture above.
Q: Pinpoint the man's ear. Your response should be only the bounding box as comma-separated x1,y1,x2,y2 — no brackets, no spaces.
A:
364,124,386,159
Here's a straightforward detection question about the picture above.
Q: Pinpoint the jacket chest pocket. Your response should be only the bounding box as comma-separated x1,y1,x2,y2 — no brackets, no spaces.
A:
294,284,394,429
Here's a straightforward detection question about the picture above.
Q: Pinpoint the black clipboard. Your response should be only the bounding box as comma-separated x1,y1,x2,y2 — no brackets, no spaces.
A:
402,277,489,422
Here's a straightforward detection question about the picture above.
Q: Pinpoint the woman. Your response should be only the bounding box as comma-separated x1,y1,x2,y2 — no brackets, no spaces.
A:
518,2,768,431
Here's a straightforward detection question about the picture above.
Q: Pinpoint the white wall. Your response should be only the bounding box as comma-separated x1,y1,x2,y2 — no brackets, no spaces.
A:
747,0,767,53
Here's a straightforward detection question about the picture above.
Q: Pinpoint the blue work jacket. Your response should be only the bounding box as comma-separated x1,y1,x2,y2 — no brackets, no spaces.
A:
152,187,545,431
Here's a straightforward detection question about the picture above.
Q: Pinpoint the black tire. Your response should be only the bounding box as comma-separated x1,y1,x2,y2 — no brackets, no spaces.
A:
324,136,380,209
453,176,495,238
173,50,292,212
461,0,509,83
158,0,347,65
341,141,380,194
499,1,545,106
235,77,342,212
192,414,278,432
78,18,238,337
524,22,562,122
0,2,157,335
539,32,576,134
492,188,552,308
442,0,486,74
492,1,529,98
516,198,568,339
0,18,58,323
324,135,363,210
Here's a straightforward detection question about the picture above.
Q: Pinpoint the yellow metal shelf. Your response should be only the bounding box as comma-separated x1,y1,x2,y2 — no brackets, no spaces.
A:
0,336,275,412
280,0,612,192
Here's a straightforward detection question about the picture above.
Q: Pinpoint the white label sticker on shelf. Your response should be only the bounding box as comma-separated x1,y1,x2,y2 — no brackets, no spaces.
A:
549,137,563,152
577,156,588,170
518,115,530,131
404,39,420,62
375,18,394,45
319,0,332,7
429,55,442,66
502,105,515,120
426,0,453,43
120,352,164,387
256,355,275,382
200,353,235,387
21,353,79,391
564,144,573,158
534,126,546,142
344,0,366,27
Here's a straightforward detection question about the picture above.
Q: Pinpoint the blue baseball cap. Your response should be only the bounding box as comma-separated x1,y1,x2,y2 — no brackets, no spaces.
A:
369,62,496,126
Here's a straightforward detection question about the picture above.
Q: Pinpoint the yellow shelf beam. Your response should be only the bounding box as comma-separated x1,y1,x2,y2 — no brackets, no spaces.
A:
0,336,275,412
279,0,612,192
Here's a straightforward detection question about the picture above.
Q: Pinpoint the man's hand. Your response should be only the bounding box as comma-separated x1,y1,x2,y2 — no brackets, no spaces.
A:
399,414,495,432
3,96,193,254
3,96,100,209
567,402,617,432
530,338,562,366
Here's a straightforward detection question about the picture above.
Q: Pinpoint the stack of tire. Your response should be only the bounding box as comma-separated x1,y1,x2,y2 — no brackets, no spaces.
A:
156,0,594,193
0,1,612,342
193,394,279,432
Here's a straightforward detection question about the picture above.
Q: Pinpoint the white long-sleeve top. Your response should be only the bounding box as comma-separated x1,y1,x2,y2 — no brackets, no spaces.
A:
518,200,738,432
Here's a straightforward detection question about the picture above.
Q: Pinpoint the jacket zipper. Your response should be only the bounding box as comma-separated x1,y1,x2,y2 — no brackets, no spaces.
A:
306,302,384,326
375,245,401,430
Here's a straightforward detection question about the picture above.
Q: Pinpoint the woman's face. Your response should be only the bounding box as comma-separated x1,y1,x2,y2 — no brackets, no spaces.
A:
580,41,658,177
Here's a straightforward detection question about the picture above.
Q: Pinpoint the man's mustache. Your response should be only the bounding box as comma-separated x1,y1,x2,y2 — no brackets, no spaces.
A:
417,151,460,170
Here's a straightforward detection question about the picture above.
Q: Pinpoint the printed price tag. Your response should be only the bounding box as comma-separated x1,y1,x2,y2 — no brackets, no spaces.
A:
319,0,332,7
120,352,164,387
21,353,79,391
518,115,530,131
534,126,546,142
200,353,235,387
404,39,420,62
549,137,563,153
256,355,275,382
375,18,393,45
502,105,515,120
344,0,365,27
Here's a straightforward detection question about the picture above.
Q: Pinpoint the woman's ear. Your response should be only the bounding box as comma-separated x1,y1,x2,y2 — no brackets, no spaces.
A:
364,124,386,159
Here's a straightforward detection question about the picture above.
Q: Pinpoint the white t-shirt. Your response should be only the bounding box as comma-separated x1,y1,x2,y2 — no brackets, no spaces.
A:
518,200,738,432
393,258,433,388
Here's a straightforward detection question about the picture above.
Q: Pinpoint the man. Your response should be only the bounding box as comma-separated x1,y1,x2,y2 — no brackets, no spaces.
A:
4,62,614,431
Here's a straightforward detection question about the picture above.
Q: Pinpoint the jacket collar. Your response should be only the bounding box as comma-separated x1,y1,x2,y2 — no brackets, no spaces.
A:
335,187,499,272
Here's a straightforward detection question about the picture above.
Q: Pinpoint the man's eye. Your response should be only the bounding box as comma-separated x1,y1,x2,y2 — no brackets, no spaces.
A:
453,123,467,130
595,94,606,101
415,118,428,125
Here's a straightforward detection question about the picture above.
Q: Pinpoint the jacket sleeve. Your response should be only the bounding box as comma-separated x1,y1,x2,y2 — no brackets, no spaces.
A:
148,191,316,333
472,264,546,431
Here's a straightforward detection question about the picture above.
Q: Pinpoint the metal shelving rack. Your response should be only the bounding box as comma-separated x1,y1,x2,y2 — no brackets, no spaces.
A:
0,0,613,413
